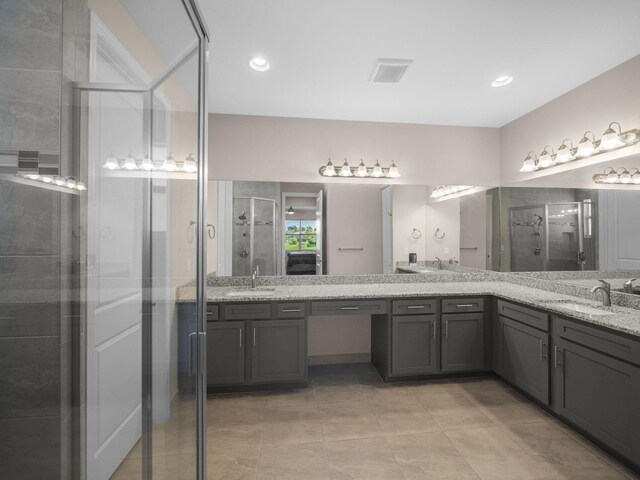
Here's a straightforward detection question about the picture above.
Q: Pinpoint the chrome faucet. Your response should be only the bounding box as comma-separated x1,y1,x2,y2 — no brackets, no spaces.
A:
448,257,459,265
591,280,611,306
434,257,443,270
251,265,260,289
624,278,636,294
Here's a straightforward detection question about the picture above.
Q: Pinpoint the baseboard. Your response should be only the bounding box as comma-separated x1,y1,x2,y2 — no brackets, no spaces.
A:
308,352,371,365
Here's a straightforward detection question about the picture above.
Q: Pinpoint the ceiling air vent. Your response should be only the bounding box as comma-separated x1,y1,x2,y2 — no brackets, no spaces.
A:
369,58,414,83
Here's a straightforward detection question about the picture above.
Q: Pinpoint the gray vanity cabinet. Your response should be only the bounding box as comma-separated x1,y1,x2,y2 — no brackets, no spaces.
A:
391,315,438,375
552,317,640,466
250,318,307,383
441,313,484,372
498,315,550,404
207,321,245,385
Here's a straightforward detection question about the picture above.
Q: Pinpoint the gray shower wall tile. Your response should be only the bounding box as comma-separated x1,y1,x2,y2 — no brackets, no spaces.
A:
0,179,61,256
0,415,61,480
0,335,60,419
0,255,60,303
0,0,62,71
0,302,60,338
0,68,61,151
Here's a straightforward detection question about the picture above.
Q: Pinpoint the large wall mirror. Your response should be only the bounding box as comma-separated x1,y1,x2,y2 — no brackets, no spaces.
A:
205,150,640,297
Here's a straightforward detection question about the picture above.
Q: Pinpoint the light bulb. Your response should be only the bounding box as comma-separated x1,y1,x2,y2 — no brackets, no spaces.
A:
598,123,625,151
26,173,40,180
41,175,53,183
76,181,86,191
123,153,137,170
355,160,369,177
140,154,155,171
54,176,66,186
605,170,618,183
386,162,400,178
576,133,597,157
66,178,77,189
103,153,119,170
619,169,632,184
632,172,640,184
338,159,352,177
519,152,538,172
555,142,575,163
323,159,336,177
161,153,178,172
538,147,555,168
182,153,197,173
249,57,270,72
371,161,383,178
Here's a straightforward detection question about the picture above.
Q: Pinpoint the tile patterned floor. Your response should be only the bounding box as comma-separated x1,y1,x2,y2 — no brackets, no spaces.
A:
113,364,640,480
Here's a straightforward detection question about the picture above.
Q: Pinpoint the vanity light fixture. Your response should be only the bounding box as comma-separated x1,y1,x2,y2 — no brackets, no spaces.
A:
16,173,86,192
519,122,640,174
592,167,640,185
161,153,178,172
140,154,155,171
318,158,400,179
491,75,513,87
430,185,475,199
249,56,270,72
103,153,198,174
123,153,137,170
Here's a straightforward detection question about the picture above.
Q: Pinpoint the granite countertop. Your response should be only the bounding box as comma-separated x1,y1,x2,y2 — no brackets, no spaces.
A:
177,281,640,337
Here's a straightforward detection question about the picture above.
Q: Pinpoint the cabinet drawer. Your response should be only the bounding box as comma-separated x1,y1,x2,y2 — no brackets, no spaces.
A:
392,299,436,315
311,300,387,316
498,300,549,332
554,317,640,366
206,304,219,321
277,302,307,318
224,303,271,320
442,297,484,313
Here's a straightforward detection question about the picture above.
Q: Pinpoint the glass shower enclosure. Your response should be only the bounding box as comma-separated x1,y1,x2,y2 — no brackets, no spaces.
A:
509,203,585,272
232,197,278,276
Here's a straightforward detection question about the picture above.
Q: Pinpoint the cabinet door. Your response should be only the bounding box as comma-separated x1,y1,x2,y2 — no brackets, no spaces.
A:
442,313,484,372
499,316,550,404
554,338,640,464
391,315,438,376
207,321,245,385
251,319,307,383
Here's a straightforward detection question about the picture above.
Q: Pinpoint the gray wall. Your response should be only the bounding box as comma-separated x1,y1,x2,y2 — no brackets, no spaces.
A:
0,0,88,478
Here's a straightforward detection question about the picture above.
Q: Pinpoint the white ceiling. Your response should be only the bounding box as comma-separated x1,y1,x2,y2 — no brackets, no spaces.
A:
200,0,640,127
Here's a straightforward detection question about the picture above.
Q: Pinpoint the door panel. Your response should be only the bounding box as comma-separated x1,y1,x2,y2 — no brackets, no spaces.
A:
442,313,484,372
207,321,245,385
391,315,437,375
251,319,307,383
499,316,550,404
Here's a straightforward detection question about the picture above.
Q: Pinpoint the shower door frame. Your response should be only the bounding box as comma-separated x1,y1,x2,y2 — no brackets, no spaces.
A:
509,202,584,272
75,1,210,479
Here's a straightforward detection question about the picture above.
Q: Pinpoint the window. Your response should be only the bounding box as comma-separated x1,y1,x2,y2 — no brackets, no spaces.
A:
285,220,317,251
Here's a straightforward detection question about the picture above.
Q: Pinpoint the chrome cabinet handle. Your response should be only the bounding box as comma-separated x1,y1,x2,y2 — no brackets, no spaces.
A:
554,346,562,368
239,328,242,348
432,321,437,339
444,320,449,338
282,308,301,313
539,340,543,360
456,304,476,308
207,311,214,317
407,305,425,309
253,328,256,347
341,306,359,310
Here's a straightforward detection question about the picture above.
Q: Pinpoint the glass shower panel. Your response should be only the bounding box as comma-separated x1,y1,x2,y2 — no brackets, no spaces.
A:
251,198,277,275
547,203,582,271
509,205,545,272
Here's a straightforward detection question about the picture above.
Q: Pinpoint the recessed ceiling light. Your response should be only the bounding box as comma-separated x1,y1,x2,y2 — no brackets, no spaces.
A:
491,75,513,87
249,57,270,72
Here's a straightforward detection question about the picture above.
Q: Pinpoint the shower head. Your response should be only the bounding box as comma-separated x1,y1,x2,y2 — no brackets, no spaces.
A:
238,212,247,221
533,214,543,226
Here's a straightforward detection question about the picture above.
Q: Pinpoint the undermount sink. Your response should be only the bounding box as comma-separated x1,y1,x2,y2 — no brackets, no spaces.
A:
544,301,616,317
225,287,276,297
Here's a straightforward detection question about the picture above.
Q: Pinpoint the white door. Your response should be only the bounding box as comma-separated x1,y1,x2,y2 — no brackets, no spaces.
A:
381,186,393,274
599,190,640,270
316,190,324,275
86,14,147,479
